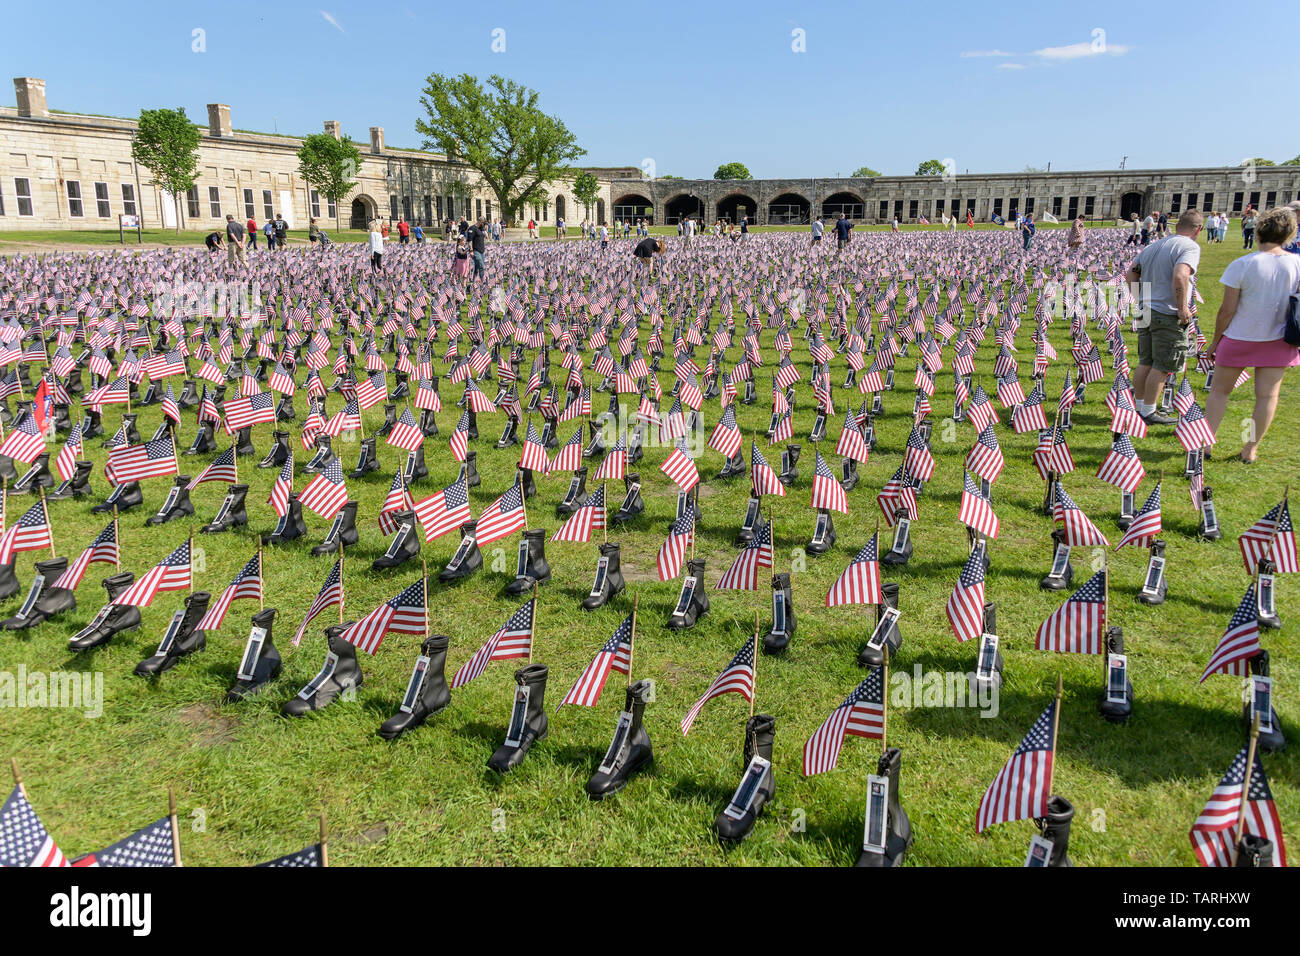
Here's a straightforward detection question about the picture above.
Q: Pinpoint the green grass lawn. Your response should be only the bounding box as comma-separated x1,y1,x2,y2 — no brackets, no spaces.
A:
1,233,1295,867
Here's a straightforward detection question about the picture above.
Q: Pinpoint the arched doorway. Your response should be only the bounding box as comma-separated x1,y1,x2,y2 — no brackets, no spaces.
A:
716,193,757,225
821,192,865,221
613,193,654,224
350,194,378,229
555,195,566,222
768,192,811,225
1120,192,1143,220
665,193,705,225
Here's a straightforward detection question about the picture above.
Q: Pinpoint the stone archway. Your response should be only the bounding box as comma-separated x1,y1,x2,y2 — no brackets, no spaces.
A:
350,194,378,229
1119,192,1144,220
716,192,757,225
665,193,705,225
613,193,654,224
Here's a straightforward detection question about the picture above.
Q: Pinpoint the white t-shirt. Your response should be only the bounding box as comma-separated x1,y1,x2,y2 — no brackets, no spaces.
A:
369,231,383,253
1142,215,1155,231
1220,251,1300,342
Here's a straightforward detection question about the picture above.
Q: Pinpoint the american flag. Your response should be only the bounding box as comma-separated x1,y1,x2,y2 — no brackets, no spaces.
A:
464,379,498,414
1115,482,1162,550
269,363,296,395
660,439,700,492
1010,384,1049,433
1189,747,1286,867
1175,401,1216,451
108,433,179,483
195,551,263,633
903,427,935,483
769,410,792,444
1109,388,1148,438
1035,569,1107,654
519,420,549,473
342,576,428,655
975,701,1056,833
0,498,52,564
995,373,1026,409
551,484,607,543
593,432,627,481
223,391,276,432
966,384,998,433
877,464,918,524
267,453,294,517
1173,375,1196,416
475,480,527,546
1095,433,1146,493
186,446,238,489
451,598,535,688
72,817,175,867
1053,484,1110,547
257,843,322,867
449,409,470,463
557,613,634,709
958,470,1000,539
750,441,786,497
826,534,882,607
161,384,181,426
802,666,885,776
410,475,470,542
378,473,415,535
415,377,442,412
86,376,131,409
141,349,186,381
716,521,773,590
113,539,192,608
0,411,45,464
0,786,69,867
835,405,869,463
707,405,743,458
548,425,584,475
387,406,424,452
1199,584,1262,682
292,558,344,646
53,521,118,591
810,450,848,513
656,509,696,581
324,397,362,437
965,423,1005,483
1032,426,1074,479
680,634,756,735
1238,499,1298,575
55,422,83,482
298,459,349,518
355,372,387,410
945,546,987,643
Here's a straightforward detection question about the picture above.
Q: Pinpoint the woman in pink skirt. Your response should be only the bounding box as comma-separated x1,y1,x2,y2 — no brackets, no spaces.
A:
1205,206,1300,463
451,237,470,278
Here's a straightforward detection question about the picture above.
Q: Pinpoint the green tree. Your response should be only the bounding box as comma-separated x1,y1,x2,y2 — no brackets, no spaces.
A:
1282,155,1300,166
915,159,947,177
1023,164,1047,173
416,73,585,225
131,107,201,233
713,162,752,180
297,132,362,234
1244,157,1276,166
851,166,881,178
571,170,600,221
659,174,684,180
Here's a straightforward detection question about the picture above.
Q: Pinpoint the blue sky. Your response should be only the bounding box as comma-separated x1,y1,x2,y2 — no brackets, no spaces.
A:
4,0,1294,178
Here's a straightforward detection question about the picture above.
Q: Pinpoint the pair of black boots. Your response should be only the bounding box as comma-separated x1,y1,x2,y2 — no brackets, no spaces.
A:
146,475,195,526
0,558,74,631
200,484,249,534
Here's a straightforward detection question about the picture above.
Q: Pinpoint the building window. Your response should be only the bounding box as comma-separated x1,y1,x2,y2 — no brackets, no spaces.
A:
1266,191,1277,208
893,199,903,221
262,189,274,219
206,186,220,218
1025,197,1035,215
1066,196,1079,220
992,197,1003,218
121,183,137,217
1186,192,1197,212
486,200,491,220
326,198,336,219
402,196,411,220
186,187,201,219
878,200,888,220
478,199,485,220
1008,198,1019,218
1202,193,1213,213
1232,192,1244,213
390,195,399,219
935,199,945,217
423,196,432,224
1052,196,1062,217
310,190,321,218
66,180,84,217
15,178,33,217
436,197,443,221
1084,196,1095,217
1249,191,1260,209
908,199,918,219
243,188,255,219
92,182,111,218
1170,193,1182,213
0,181,4,216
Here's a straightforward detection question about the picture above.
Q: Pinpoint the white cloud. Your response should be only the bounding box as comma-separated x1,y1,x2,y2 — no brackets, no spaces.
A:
1033,41,1130,60
997,62,1026,70
961,49,1014,58
320,11,346,34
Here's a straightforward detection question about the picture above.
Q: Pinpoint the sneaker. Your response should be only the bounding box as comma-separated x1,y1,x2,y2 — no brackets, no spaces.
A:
1141,410,1177,425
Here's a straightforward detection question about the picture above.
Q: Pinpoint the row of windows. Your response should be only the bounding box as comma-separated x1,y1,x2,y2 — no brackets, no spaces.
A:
381,195,497,226
876,196,1092,220
0,178,137,218
1167,191,1283,214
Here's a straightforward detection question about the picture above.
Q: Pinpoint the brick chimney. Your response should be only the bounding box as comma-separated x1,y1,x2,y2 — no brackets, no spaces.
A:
13,77,48,119
369,126,384,154
207,103,232,137
324,120,341,140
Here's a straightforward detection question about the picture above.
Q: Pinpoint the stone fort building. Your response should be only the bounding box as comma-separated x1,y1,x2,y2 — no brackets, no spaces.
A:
3,77,1298,233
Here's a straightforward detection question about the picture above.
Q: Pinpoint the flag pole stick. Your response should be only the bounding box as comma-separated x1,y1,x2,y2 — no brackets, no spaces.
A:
338,542,345,625
628,594,639,687
881,656,889,755
751,610,759,720
319,812,329,868
257,538,265,611
169,787,183,867
188,523,194,593
113,504,121,569
602,481,607,544
422,557,429,642
1049,674,1063,795
10,756,25,799
232,442,238,486
38,485,55,559
1232,716,1261,865
519,467,529,531
529,579,538,664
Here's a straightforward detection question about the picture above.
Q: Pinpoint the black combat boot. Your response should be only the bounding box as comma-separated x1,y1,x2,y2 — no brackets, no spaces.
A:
714,714,776,844
234,426,255,457
201,483,249,534
263,494,308,545
10,453,55,495
67,367,85,398
0,556,19,601
378,634,451,740
1033,796,1075,867
52,404,73,434
348,437,376,479
1233,834,1276,867
226,608,282,701
439,521,483,582
462,450,481,488
145,475,194,526
778,443,801,485
120,414,142,446
419,408,439,437
258,431,291,469
283,622,364,716
376,404,398,438
613,473,645,523
717,450,745,479
556,467,589,517
133,591,211,676
275,394,295,422
312,501,359,556
582,542,626,610
858,582,902,667
47,460,94,501
404,444,428,483
1040,527,1074,590
1244,651,1286,754
138,381,160,406
880,513,913,566
1098,627,1134,723
806,509,836,555
91,481,143,514
303,435,334,473
68,572,142,652
583,419,607,459
80,408,104,440
178,379,199,408
185,421,217,456
392,371,410,399
667,558,709,630
505,529,551,595
467,410,479,441
519,466,537,499
856,747,913,867
496,416,520,448
0,558,70,630
372,510,421,570
487,664,550,773
763,573,796,653
841,456,860,492
586,679,654,799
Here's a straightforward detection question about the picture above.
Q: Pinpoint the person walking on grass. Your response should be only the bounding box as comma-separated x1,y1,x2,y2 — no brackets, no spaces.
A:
247,216,258,250
1021,213,1036,251
811,215,824,248
224,214,246,268
1203,206,1300,463
467,218,487,279
1242,209,1257,249
1125,208,1204,425
835,213,853,253
368,219,384,272
263,217,276,251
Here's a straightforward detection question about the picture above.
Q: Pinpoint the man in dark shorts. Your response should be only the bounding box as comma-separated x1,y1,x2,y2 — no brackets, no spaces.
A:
835,214,853,253
466,218,487,278
633,237,664,274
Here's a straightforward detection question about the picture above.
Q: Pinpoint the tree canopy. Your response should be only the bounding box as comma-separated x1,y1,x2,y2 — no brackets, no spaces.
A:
915,159,947,177
571,170,600,218
851,166,881,178
713,162,752,181
416,73,585,225
131,107,201,232
297,133,361,232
